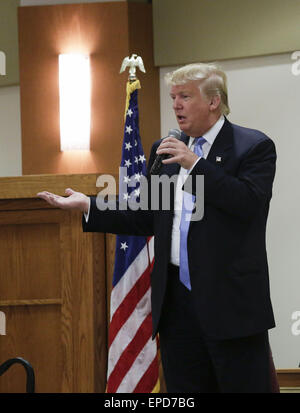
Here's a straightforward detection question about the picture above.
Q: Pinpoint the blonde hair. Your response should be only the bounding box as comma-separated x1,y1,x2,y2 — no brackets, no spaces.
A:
165,63,230,116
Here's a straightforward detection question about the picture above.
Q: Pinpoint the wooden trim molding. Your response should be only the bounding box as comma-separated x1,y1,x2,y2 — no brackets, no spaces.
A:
0,299,62,307
0,173,105,199
277,369,300,388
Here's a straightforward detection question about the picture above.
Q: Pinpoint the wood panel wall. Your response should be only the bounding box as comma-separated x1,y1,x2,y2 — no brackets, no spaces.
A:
18,2,160,176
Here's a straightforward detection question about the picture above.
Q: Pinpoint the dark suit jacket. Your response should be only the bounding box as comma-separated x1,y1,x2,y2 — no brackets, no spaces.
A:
83,118,277,340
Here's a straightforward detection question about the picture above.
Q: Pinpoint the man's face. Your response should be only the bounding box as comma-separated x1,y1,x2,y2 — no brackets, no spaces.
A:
170,81,212,137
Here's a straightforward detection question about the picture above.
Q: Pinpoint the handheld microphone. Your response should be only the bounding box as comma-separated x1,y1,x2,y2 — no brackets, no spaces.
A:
150,128,182,175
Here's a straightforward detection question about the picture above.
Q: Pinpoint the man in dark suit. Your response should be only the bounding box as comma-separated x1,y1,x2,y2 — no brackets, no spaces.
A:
38,63,277,392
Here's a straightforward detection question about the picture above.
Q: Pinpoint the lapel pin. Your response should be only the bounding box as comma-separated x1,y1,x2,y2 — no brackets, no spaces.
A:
216,156,222,162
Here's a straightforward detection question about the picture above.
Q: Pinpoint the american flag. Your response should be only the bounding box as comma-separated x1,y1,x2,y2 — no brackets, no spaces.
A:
106,80,160,393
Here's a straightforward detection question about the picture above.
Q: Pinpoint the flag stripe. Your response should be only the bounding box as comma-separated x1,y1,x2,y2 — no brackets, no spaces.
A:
110,242,151,318
133,355,160,393
107,288,152,377
108,266,151,347
147,236,154,261
107,313,152,392
116,336,158,393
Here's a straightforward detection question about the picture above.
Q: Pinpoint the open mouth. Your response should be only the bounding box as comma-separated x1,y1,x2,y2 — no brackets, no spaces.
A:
177,115,186,122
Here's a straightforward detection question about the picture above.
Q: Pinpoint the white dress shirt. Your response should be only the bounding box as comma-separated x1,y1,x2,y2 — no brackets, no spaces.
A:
170,115,225,266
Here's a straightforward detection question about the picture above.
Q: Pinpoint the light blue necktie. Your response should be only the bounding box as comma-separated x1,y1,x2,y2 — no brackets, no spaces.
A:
179,137,206,290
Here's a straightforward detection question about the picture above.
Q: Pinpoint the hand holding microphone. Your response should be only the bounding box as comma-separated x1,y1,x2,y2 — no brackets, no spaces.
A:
151,129,200,173
150,129,182,175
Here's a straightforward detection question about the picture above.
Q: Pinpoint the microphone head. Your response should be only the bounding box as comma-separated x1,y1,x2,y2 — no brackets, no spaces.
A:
168,128,182,139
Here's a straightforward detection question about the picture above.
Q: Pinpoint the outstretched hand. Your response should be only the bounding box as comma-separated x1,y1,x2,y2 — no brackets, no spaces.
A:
37,188,90,213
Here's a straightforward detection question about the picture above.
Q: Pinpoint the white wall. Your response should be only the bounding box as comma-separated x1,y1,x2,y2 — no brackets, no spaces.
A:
0,86,22,177
160,52,300,368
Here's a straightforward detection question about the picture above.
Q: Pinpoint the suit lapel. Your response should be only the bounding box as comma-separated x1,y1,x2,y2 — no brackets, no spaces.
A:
189,118,234,230
206,117,233,166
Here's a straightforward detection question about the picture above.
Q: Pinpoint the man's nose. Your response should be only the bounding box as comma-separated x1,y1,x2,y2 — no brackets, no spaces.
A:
173,97,182,110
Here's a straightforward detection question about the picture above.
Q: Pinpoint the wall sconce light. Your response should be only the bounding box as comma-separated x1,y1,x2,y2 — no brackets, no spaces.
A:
59,54,91,151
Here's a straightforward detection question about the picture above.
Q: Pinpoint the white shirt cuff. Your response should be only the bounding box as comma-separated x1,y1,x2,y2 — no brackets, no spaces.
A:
189,156,202,173
84,198,91,222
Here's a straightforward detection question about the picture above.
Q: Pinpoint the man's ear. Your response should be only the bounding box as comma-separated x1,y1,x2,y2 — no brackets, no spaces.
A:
209,95,221,111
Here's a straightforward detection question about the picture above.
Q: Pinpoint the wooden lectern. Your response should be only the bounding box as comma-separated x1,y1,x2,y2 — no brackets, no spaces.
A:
0,174,109,393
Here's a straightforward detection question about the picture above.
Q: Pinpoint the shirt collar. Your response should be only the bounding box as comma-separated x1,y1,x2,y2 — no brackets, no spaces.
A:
189,115,225,147
203,115,225,145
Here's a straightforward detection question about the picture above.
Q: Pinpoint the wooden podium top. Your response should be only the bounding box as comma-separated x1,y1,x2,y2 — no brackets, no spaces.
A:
0,173,107,200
